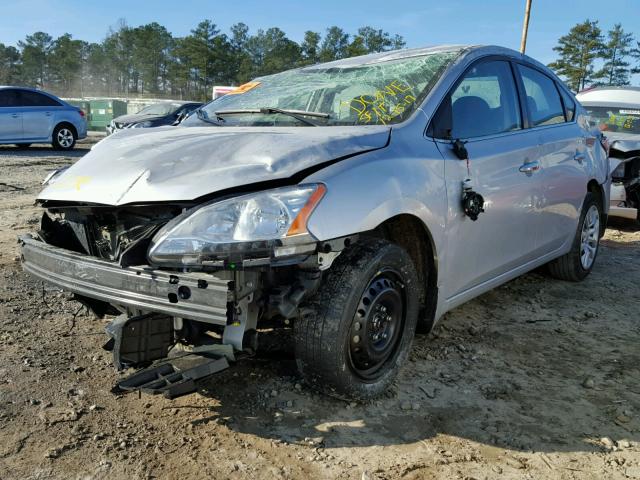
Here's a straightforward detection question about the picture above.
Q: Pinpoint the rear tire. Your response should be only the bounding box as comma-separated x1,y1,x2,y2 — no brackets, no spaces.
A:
52,124,76,150
547,192,601,282
294,238,420,400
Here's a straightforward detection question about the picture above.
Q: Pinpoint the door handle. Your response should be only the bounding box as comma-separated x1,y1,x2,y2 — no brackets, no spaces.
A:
519,161,540,176
45,112,52,116
574,152,586,163
11,113,19,118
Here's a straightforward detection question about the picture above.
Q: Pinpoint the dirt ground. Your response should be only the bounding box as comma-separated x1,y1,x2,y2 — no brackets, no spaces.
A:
0,138,639,480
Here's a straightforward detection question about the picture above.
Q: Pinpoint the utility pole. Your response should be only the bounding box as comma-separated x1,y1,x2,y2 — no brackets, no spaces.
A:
520,0,533,54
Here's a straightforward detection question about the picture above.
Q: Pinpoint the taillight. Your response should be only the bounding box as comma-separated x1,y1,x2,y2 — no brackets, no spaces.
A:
78,109,85,118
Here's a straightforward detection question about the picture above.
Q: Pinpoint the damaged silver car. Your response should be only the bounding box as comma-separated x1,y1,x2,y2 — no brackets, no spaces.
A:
577,86,640,224
21,45,609,400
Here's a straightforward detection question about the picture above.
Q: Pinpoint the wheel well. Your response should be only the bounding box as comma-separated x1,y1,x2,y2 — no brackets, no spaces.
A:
372,214,438,328
54,122,77,138
587,179,606,236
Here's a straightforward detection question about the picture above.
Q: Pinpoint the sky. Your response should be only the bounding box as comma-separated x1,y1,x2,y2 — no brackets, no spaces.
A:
2,0,639,70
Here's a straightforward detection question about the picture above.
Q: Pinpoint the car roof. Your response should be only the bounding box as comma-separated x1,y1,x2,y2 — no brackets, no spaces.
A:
301,44,472,70
0,85,50,93
293,44,556,84
576,86,640,107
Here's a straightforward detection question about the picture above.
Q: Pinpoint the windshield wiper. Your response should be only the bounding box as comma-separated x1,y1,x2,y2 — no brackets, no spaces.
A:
196,108,224,126
214,107,330,126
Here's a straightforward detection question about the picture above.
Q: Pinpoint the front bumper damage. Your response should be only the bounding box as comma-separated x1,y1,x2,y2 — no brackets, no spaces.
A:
19,229,347,398
20,234,235,325
19,234,260,398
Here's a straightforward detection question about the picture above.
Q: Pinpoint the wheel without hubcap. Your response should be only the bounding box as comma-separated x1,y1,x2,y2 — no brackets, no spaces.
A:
294,238,421,400
349,270,405,381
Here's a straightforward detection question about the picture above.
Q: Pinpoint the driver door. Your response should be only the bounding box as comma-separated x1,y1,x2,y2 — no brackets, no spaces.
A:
431,59,544,300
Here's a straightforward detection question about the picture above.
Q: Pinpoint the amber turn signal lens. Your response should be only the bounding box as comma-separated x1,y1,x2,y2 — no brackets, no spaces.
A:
286,184,326,237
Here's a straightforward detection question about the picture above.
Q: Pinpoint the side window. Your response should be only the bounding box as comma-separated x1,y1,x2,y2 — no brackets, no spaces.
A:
18,90,61,107
559,87,576,122
445,60,522,139
0,89,18,107
517,65,565,127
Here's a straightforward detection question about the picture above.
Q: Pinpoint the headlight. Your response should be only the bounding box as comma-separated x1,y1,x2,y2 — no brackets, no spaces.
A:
131,121,153,128
148,184,326,266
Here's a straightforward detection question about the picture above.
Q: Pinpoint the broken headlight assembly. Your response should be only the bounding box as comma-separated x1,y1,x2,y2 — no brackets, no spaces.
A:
147,184,326,267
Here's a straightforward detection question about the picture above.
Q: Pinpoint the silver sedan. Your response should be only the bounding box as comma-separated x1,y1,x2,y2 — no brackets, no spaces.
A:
21,45,609,400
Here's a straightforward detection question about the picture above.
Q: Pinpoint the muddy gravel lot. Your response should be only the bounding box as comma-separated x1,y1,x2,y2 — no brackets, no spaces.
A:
0,139,639,480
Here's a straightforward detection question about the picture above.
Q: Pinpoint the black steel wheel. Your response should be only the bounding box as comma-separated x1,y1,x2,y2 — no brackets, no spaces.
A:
348,270,406,380
295,237,421,400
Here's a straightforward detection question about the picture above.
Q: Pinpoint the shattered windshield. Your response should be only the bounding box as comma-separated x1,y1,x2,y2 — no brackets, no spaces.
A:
585,105,640,135
197,50,461,126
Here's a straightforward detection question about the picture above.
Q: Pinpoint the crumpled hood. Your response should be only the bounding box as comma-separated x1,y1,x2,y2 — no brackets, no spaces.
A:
38,125,390,206
606,132,640,154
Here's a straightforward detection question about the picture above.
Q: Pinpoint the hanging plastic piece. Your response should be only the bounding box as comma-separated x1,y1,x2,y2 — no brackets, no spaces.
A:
451,139,485,221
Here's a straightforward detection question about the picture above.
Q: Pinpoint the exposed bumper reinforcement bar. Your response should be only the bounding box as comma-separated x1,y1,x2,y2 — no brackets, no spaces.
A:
19,235,231,325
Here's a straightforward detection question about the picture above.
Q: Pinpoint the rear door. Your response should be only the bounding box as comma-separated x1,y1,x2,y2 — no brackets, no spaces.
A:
18,90,60,141
0,89,23,141
431,59,544,298
515,64,588,253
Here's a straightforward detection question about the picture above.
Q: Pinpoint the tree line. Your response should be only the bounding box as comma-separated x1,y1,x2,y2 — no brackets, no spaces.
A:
0,20,405,101
1,18,638,101
549,20,639,91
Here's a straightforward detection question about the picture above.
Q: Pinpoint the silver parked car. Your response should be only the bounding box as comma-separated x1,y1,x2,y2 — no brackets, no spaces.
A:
0,86,87,150
577,86,640,223
20,45,609,400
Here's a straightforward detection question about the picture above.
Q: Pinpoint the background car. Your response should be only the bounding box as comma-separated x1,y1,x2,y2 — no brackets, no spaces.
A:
0,86,87,150
106,101,202,134
577,87,640,224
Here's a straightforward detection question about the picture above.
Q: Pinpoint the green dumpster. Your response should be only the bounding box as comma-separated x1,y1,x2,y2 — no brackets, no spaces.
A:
88,99,128,131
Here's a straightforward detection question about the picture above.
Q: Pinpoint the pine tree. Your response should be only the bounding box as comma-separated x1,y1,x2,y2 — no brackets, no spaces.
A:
300,31,321,65
595,24,634,86
18,31,53,88
548,20,604,91
631,41,640,75
0,43,21,85
319,27,349,62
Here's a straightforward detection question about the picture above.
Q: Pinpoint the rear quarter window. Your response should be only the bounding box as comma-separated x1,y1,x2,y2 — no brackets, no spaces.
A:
18,90,61,107
0,89,19,107
518,65,565,127
559,88,576,122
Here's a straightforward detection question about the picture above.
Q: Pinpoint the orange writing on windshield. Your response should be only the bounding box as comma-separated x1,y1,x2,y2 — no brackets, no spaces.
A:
227,81,261,95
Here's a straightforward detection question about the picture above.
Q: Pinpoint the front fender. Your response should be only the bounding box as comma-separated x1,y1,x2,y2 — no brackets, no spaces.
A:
304,139,447,263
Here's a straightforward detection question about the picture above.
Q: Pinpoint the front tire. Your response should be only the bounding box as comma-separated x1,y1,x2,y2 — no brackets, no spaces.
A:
52,125,76,150
547,192,602,282
294,238,420,400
